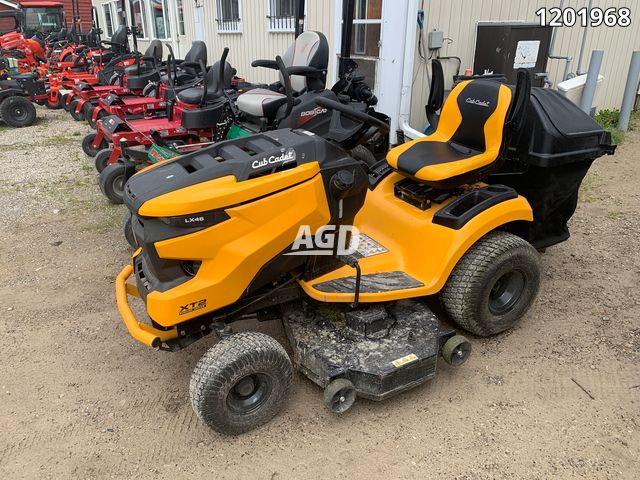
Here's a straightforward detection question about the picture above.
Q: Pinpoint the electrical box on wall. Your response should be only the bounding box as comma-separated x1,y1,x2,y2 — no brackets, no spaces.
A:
428,31,444,50
473,22,552,87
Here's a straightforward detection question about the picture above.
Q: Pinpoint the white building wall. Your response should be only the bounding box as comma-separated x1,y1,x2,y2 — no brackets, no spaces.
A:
410,0,640,130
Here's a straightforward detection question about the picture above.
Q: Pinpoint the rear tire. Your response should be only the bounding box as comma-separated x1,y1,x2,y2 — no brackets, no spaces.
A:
83,103,95,125
190,332,293,435
68,99,83,121
0,96,36,128
94,148,112,173
350,145,378,168
99,162,127,204
440,231,542,337
82,132,107,157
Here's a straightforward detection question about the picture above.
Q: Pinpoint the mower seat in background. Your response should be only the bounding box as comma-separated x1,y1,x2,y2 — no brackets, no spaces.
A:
386,79,513,189
236,89,287,120
176,59,235,105
124,40,163,77
235,31,329,119
160,41,207,86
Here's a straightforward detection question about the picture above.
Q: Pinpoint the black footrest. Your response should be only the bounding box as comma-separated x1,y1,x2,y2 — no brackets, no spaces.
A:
433,185,517,229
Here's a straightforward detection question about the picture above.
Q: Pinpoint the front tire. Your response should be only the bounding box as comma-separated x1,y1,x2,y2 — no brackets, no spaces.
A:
82,132,107,157
0,96,36,128
99,162,127,204
190,332,293,435
94,148,112,173
123,210,138,248
440,231,541,337
68,99,84,121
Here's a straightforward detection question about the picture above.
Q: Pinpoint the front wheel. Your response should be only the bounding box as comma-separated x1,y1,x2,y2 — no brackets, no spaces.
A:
99,162,128,204
190,332,293,435
123,210,138,248
94,148,113,173
68,99,83,121
0,97,37,128
82,132,107,157
440,231,542,337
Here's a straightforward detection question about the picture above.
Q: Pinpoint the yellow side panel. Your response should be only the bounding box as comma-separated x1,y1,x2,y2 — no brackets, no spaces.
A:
300,172,533,303
139,162,320,217
147,175,330,327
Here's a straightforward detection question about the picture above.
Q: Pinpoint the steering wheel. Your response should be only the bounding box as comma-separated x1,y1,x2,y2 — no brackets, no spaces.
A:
315,97,390,134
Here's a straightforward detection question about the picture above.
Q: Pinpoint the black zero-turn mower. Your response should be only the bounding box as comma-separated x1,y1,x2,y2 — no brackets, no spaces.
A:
0,64,45,128
114,62,614,434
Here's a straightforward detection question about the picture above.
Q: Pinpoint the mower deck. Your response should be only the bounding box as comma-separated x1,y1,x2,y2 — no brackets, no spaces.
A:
282,300,455,400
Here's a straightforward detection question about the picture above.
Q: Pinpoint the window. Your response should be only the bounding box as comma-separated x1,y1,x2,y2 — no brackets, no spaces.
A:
151,0,171,39
24,7,64,34
102,2,117,37
130,0,148,38
267,0,296,32
216,0,241,33
177,0,185,36
352,0,381,57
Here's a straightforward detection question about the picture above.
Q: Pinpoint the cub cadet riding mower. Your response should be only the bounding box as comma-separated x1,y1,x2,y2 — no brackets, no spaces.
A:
114,61,614,434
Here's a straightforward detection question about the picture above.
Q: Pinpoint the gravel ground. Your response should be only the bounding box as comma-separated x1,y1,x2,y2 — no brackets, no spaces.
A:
0,107,638,479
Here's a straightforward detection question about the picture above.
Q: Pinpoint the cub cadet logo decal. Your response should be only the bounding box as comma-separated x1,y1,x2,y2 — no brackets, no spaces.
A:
466,97,491,107
251,148,296,169
300,106,328,120
392,353,418,368
286,225,360,256
179,299,207,316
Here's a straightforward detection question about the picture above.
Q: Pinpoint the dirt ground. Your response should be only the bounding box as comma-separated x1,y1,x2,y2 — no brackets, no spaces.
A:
0,107,638,480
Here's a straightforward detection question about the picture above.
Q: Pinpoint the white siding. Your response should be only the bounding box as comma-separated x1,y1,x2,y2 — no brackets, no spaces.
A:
410,0,640,129
199,0,336,84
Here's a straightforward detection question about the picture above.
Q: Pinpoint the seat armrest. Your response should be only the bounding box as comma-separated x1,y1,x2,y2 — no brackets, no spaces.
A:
251,59,278,69
286,66,326,77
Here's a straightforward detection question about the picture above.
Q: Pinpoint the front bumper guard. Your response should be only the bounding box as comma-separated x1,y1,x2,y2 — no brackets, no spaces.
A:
116,264,178,348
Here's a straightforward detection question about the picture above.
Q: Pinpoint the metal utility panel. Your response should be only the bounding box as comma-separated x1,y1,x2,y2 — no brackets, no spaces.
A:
473,22,552,87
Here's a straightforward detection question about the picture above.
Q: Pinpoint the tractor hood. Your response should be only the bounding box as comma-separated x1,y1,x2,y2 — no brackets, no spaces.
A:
125,129,351,217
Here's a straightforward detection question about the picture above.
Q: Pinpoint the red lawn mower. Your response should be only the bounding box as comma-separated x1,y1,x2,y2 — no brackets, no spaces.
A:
84,41,209,130
90,47,236,180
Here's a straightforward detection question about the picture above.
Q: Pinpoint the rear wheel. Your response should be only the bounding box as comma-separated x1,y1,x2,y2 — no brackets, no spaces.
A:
68,99,83,121
94,148,113,173
0,96,36,128
99,162,127,204
190,332,293,435
62,94,75,111
350,145,378,168
440,231,542,336
82,132,107,157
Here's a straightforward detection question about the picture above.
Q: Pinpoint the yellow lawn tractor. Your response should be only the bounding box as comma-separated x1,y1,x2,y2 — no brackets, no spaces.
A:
115,65,614,434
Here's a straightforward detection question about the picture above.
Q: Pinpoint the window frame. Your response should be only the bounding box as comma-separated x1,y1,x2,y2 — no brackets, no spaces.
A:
266,0,301,33
129,0,148,40
215,0,242,34
101,1,119,38
150,0,171,40
176,0,185,36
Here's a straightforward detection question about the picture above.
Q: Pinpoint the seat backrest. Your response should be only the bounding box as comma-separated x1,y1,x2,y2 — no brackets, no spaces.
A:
204,60,236,96
280,31,328,93
109,26,129,53
144,39,163,61
184,41,207,64
435,79,513,154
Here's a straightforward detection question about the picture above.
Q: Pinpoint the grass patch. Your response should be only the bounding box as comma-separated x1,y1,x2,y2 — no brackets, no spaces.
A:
593,109,639,145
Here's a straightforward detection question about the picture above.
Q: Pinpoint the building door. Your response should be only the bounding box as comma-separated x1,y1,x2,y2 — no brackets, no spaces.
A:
350,0,382,95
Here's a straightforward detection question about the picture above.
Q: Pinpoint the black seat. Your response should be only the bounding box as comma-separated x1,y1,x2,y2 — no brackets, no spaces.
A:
176,59,235,104
124,40,163,76
107,26,129,54
160,41,207,86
